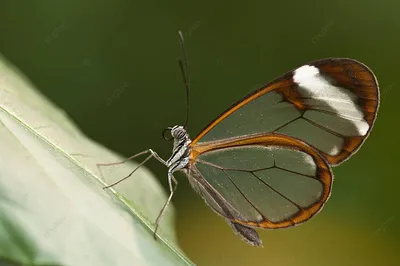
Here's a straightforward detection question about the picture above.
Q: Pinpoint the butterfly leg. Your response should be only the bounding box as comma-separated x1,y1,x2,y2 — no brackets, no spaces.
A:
98,149,167,189
153,171,178,239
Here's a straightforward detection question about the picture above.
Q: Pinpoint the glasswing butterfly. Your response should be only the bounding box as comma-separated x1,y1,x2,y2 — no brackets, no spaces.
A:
99,31,379,246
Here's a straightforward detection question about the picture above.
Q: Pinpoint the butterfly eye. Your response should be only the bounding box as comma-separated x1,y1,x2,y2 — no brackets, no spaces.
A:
162,127,174,141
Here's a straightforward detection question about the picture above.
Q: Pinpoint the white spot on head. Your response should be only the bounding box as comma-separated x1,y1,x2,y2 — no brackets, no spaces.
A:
293,65,369,136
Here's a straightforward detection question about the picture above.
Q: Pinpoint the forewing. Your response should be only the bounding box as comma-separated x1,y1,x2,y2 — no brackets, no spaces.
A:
188,134,333,229
191,58,379,165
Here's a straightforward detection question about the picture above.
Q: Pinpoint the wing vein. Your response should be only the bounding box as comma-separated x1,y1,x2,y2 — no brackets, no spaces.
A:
221,170,266,219
196,158,317,180
301,116,346,139
250,172,303,210
307,107,370,121
271,113,304,133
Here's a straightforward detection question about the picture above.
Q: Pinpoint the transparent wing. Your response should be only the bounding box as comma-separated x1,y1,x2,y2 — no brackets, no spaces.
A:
188,133,333,229
191,58,379,165
187,167,264,246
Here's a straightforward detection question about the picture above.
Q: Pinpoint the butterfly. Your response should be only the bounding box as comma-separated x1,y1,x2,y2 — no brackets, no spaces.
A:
100,32,380,246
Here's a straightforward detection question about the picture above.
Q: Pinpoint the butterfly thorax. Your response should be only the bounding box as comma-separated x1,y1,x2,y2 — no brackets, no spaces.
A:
166,125,191,173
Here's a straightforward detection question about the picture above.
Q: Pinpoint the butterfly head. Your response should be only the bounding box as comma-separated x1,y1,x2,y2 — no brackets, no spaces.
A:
170,125,188,140
162,125,189,142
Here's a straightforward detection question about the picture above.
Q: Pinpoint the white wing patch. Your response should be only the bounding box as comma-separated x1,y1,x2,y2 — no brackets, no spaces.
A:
293,65,369,136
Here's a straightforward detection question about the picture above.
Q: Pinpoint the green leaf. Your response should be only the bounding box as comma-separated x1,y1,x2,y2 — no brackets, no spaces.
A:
0,55,193,266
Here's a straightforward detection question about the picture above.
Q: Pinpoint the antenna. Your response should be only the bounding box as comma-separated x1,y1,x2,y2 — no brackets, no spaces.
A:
178,30,191,129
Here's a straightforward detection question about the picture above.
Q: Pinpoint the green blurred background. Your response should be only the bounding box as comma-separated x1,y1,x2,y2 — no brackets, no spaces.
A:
1,1,399,265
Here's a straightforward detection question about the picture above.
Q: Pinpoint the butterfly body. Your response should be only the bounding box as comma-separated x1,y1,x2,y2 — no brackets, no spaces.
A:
166,126,191,173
